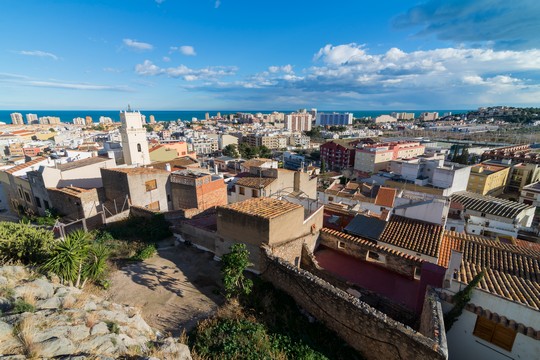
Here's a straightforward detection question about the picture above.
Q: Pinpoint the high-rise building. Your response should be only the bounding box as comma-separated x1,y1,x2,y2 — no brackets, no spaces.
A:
10,113,24,125
73,117,85,125
120,109,150,165
99,116,113,124
149,115,156,124
25,113,38,124
316,112,353,126
85,116,93,126
39,116,61,125
285,112,312,132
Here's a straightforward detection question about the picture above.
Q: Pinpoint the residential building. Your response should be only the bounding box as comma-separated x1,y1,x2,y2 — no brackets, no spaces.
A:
216,197,323,271
389,157,471,194
10,113,24,125
519,181,540,227
100,167,171,211
217,134,239,149
450,191,535,238
285,112,312,132
467,163,510,196
391,112,415,120
229,166,317,203
26,113,38,124
243,134,287,150
316,112,353,126
120,109,151,165
26,156,116,215
354,141,425,177
283,152,306,171
320,139,363,171
419,112,439,121
151,156,200,172
374,115,397,123
99,116,113,124
189,138,218,155
240,158,278,173
439,231,540,360
39,116,61,125
85,116,93,126
170,169,227,216
47,186,102,221
73,117,85,125
507,163,540,193
288,134,310,148
213,156,238,172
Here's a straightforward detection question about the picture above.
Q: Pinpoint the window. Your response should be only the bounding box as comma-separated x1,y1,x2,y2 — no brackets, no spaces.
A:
137,143,142,152
239,186,245,195
18,188,23,199
338,241,345,249
24,192,31,202
35,197,42,208
328,196,334,201
145,179,157,192
167,194,171,202
147,201,160,210
473,316,516,352
252,189,259,198
414,267,421,280
366,250,386,263
450,226,456,231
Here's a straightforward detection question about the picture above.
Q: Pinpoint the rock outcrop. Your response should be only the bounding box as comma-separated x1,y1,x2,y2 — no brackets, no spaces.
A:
0,266,191,359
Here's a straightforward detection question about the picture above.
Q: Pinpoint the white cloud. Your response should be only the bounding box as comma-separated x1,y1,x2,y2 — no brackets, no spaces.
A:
135,60,236,81
314,43,367,65
123,39,153,51
0,72,132,92
170,45,197,56
15,50,58,60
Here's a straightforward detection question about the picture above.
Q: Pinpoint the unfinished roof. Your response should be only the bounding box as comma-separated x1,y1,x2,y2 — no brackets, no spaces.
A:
220,198,301,219
440,231,540,310
235,176,276,189
241,158,274,169
151,156,199,171
55,156,110,171
103,167,169,175
5,156,48,174
379,215,444,258
451,191,533,219
48,186,95,198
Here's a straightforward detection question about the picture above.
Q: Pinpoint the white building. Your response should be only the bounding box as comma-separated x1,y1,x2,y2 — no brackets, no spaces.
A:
10,113,24,125
99,116,113,124
26,113,38,124
285,112,312,132
73,117,86,125
374,115,397,123
120,109,151,165
316,112,353,126
39,116,61,125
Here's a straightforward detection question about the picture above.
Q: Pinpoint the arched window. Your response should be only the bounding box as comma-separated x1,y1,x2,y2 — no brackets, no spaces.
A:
137,143,142,152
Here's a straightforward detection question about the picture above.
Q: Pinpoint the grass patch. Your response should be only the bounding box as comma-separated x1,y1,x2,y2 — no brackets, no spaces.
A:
130,244,157,261
12,300,35,314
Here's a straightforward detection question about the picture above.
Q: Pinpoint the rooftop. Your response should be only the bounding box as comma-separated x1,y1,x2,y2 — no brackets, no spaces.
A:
379,215,444,258
219,198,301,219
451,191,533,219
344,214,387,241
5,156,48,174
48,186,95,198
441,231,540,310
374,187,396,207
55,156,110,171
235,176,276,189
103,167,169,175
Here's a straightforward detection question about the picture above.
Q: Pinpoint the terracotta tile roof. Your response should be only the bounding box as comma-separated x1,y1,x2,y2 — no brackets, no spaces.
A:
515,239,540,253
379,215,444,258
151,157,199,171
321,228,424,263
451,191,533,219
5,156,48,174
438,233,463,268
102,167,169,175
374,187,396,207
441,231,540,310
219,198,301,219
235,176,276,189
241,158,274,169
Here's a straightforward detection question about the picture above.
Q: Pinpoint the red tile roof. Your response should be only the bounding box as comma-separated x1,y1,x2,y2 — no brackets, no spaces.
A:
379,215,444,258
374,187,396,207
219,198,301,219
5,156,48,174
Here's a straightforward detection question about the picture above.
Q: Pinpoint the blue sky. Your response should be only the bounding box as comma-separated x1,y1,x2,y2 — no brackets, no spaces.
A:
1,0,539,110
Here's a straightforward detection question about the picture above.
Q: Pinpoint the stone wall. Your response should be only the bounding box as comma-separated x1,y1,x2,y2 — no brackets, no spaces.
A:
174,222,218,253
419,287,447,358
260,247,447,360
300,244,418,327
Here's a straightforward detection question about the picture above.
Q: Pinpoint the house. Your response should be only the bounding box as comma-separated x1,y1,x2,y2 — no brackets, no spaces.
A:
438,231,540,360
47,186,103,221
151,156,200,172
239,158,278,173
451,191,536,238
467,163,510,196
216,197,323,271
170,169,227,217
149,142,195,162
100,167,171,212
354,141,425,178
27,156,116,216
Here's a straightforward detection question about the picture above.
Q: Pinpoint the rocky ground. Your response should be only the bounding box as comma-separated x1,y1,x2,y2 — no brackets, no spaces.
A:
105,242,223,336
0,265,192,359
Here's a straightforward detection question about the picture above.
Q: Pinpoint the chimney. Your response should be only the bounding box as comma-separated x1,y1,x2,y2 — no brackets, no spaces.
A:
165,163,171,172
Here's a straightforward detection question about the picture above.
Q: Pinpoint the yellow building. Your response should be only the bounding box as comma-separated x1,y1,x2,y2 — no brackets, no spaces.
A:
467,163,510,196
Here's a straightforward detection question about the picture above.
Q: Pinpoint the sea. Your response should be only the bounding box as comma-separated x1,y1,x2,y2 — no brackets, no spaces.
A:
0,109,472,125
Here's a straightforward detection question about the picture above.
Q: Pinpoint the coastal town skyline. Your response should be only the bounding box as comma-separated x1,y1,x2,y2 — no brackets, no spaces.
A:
1,0,540,110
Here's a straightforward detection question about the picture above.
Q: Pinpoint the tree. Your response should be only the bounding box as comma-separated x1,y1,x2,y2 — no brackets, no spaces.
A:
320,159,326,173
444,270,485,331
221,243,253,299
258,145,272,159
223,144,240,158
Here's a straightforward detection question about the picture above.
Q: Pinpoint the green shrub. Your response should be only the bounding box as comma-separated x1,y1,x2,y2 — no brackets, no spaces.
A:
106,320,120,334
106,214,171,243
131,244,157,261
12,300,35,314
0,221,54,265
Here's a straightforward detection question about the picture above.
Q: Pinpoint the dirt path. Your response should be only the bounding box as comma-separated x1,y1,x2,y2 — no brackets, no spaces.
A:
105,242,223,336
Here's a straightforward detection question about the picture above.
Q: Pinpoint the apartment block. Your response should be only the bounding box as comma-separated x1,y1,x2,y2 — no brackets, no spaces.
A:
285,112,312,132
320,139,363,171
354,141,425,177
316,112,353,126
10,113,24,125
467,163,510,196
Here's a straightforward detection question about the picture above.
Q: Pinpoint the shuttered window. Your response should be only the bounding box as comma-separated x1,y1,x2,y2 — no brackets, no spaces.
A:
473,316,516,352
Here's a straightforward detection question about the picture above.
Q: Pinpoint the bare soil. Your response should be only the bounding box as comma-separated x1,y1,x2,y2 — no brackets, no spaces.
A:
105,241,223,336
